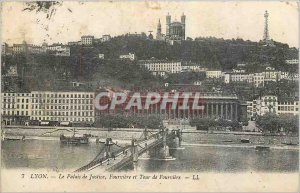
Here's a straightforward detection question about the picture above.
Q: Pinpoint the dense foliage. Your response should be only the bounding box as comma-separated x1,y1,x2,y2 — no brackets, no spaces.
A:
190,118,241,131
256,113,299,134
97,36,298,70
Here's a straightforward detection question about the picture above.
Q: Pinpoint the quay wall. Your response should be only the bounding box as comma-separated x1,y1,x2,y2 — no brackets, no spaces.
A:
2,126,299,146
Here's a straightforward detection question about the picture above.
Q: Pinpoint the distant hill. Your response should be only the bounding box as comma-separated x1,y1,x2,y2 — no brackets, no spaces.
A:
1,35,298,92
93,35,298,71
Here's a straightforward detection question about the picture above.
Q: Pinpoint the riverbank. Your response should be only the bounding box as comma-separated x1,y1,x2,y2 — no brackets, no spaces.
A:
2,125,299,148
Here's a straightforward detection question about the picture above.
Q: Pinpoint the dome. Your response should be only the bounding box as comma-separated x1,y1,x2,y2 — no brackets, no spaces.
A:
170,21,182,27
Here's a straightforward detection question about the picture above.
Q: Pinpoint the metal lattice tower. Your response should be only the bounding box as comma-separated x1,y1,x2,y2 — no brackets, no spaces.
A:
263,10,270,41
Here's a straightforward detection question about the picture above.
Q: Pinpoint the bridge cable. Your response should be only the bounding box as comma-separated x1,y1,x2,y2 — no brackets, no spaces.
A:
137,144,145,149
91,146,106,162
111,141,125,148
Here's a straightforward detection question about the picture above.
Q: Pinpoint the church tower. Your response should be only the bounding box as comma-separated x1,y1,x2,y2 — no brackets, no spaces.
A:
166,13,171,38
156,19,162,40
181,13,186,40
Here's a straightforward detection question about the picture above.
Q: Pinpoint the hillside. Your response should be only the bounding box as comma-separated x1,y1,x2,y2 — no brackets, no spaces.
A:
1,35,298,92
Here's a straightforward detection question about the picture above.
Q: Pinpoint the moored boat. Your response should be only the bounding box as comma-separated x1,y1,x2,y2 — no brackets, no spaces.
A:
59,128,89,144
281,142,298,146
60,134,89,144
255,145,270,151
241,138,250,143
4,135,25,141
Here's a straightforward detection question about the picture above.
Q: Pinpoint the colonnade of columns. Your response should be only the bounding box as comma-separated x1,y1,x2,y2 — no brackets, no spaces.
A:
99,101,240,121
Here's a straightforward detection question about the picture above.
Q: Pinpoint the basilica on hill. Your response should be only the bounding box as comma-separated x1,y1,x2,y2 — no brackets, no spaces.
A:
156,13,186,44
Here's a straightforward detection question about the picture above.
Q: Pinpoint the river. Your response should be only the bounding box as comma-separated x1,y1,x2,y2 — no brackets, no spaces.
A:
1,133,298,172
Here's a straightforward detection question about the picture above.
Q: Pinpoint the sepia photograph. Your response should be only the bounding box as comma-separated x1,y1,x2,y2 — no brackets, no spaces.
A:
0,1,299,192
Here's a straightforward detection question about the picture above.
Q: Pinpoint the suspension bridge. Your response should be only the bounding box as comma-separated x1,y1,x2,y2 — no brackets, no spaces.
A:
75,128,183,172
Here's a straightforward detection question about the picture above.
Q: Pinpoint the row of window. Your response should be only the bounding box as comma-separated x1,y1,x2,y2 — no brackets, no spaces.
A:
3,93,30,97
3,99,29,103
278,106,299,111
278,102,299,105
145,63,181,66
31,99,93,104
32,105,93,110
2,111,93,117
31,117,94,122
32,111,93,116
2,104,29,109
31,93,93,98
2,104,94,110
2,111,29,116
3,93,94,98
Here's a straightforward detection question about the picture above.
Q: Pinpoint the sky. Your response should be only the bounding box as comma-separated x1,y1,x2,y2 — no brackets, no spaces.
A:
1,1,299,47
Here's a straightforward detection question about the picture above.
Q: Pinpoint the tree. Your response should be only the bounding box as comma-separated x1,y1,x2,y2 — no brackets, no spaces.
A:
255,113,298,134
279,114,299,135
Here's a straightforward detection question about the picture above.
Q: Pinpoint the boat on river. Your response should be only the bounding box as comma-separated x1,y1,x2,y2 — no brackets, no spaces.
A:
1,130,25,141
281,142,298,146
3,135,25,141
255,145,270,151
59,128,89,144
241,138,250,143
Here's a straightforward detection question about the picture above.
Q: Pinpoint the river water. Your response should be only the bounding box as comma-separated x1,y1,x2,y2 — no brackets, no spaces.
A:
1,133,299,172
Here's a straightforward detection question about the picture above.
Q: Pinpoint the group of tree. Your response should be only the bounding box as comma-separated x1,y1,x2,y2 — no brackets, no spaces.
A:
190,117,241,131
94,114,164,129
165,71,206,85
256,113,299,135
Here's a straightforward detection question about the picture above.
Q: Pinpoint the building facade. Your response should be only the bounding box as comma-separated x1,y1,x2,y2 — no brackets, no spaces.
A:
247,96,299,119
206,70,222,79
278,101,299,116
12,43,27,54
30,91,95,123
181,66,207,72
95,92,244,121
138,60,182,75
1,93,32,125
255,95,278,116
1,91,95,125
285,59,299,65
46,44,71,56
229,73,253,83
101,35,111,42
2,43,8,55
81,36,94,45
246,101,254,120
119,53,135,61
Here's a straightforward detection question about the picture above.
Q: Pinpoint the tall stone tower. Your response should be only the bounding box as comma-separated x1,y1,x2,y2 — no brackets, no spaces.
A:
156,19,162,39
181,13,186,40
263,10,270,41
166,13,171,38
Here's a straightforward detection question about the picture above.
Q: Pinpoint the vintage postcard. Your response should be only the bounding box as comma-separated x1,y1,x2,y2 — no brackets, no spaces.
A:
0,1,299,192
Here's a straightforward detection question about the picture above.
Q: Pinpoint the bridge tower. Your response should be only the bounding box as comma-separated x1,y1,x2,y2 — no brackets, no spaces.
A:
104,138,113,162
131,138,139,171
161,128,171,158
131,139,139,162
173,129,182,148
143,127,148,140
